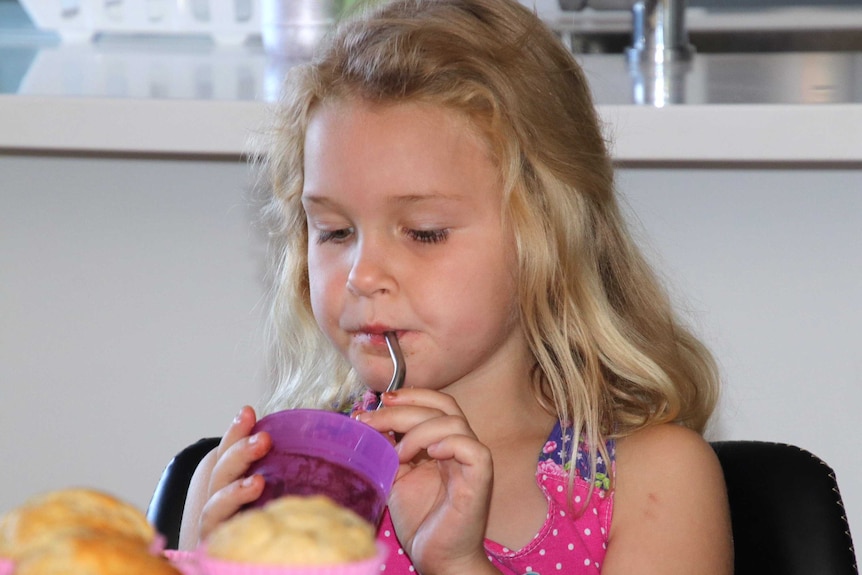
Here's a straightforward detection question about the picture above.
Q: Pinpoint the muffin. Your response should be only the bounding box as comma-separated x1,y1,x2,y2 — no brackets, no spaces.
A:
0,488,157,561
206,496,378,567
0,487,179,575
13,530,181,575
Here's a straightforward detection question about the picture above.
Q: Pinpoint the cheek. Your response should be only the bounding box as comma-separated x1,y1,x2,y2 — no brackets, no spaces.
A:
307,252,344,322
308,276,325,322
306,252,327,320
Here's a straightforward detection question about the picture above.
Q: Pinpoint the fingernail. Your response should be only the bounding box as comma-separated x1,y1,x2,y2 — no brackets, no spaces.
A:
241,476,255,487
382,391,398,401
233,409,243,424
355,411,371,422
249,433,259,444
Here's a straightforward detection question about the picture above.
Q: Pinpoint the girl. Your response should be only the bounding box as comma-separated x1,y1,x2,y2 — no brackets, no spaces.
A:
180,0,733,573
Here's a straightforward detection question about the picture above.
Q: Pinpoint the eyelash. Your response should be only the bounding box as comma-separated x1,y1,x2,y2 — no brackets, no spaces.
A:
315,229,353,244
314,228,449,245
406,228,450,244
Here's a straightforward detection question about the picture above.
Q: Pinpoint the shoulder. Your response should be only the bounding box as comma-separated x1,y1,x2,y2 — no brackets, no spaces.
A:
612,423,726,513
612,424,726,524
603,424,733,574
614,422,720,478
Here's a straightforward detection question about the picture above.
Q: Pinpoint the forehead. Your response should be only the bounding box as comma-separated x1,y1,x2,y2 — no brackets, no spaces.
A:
308,97,492,167
307,96,491,152
301,97,505,210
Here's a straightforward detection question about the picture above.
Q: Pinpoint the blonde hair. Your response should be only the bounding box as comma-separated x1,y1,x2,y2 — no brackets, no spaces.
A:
260,0,719,459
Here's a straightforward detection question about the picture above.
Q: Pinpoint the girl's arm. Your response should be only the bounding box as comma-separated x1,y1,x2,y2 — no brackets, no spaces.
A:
177,405,272,550
603,423,734,574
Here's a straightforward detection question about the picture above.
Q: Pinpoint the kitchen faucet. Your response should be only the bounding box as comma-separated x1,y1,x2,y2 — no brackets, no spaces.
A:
625,0,693,105
626,0,693,64
557,0,693,105
558,0,693,62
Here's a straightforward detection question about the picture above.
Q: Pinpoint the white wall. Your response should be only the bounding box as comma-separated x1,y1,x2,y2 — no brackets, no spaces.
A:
617,166,862,541
1,155,860,548
0,154,270,514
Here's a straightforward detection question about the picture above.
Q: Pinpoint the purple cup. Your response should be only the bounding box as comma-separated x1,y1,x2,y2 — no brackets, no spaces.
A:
245,409,399,525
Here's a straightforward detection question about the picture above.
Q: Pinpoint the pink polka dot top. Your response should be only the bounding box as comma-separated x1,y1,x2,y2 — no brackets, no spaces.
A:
375,421,615,574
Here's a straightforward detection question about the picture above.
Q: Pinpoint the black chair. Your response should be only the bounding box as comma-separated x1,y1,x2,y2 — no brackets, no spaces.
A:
148,437,219,550
148,438,858,574
711,440,857,575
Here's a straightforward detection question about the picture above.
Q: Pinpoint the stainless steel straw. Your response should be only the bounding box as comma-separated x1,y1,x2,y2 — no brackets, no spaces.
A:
376,331,406,410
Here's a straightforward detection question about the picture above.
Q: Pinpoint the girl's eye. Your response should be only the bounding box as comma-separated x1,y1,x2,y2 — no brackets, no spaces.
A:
316,228,353,244
406,228,449,244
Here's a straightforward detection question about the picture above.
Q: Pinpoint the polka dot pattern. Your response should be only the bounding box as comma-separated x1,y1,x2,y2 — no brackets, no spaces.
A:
375,421,614,574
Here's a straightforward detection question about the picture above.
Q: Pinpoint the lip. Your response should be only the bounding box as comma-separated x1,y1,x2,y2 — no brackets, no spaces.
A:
358,323,397,336
351,326,405,347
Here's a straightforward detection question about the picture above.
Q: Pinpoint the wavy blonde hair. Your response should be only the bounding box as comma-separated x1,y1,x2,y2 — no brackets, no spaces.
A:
260,0,719,458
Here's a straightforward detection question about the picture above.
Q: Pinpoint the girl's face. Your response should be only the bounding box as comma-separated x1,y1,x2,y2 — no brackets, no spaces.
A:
302,98,528,394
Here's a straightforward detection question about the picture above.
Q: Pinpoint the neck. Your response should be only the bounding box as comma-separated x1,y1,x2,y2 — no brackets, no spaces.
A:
445,344,556,447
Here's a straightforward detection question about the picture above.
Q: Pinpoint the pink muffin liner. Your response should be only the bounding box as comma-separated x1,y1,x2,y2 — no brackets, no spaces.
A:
178,543,387,575
0,558,13,575
165,549,206,575
164,549,198,563
150,533,167,554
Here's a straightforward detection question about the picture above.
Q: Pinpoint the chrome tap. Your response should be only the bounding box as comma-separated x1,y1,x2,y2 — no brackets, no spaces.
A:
555,0,694,105
625,0,693,106
555,0,694,64
626,0,693,65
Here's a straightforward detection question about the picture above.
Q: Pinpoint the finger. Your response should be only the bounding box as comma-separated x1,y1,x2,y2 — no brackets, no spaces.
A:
199,475,265,541
426,436,494,531
216,405,258,459
395,415,478,463
209,431,272,495
358,403,448,436
428,434,494,477
358,387,468,436
379,388,464,416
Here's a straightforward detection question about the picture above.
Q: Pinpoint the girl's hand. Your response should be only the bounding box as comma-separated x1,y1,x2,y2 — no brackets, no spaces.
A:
178,405,272,548
357,389,497,574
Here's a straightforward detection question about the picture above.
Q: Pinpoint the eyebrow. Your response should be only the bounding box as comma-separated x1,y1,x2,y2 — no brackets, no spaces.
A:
301,192,467,207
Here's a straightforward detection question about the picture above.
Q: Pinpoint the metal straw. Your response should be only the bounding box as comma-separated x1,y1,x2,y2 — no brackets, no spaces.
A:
376,331,405,410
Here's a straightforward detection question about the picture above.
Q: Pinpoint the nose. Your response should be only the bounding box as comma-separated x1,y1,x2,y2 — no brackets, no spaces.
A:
346,237,396,297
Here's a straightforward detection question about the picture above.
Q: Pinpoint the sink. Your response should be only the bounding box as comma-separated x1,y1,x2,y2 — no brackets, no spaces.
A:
545,5,862,55
558,28,862,54
690,29,862,53
543,4,862,106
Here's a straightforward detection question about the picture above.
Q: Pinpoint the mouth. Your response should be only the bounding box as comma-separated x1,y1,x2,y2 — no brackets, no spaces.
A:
351,326,404,347
347,328,408,394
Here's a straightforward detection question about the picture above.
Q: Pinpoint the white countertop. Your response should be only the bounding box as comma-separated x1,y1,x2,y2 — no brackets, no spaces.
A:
1,37,861,163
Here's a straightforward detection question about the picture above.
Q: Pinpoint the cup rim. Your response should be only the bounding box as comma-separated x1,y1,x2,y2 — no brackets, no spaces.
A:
250,408,399,492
